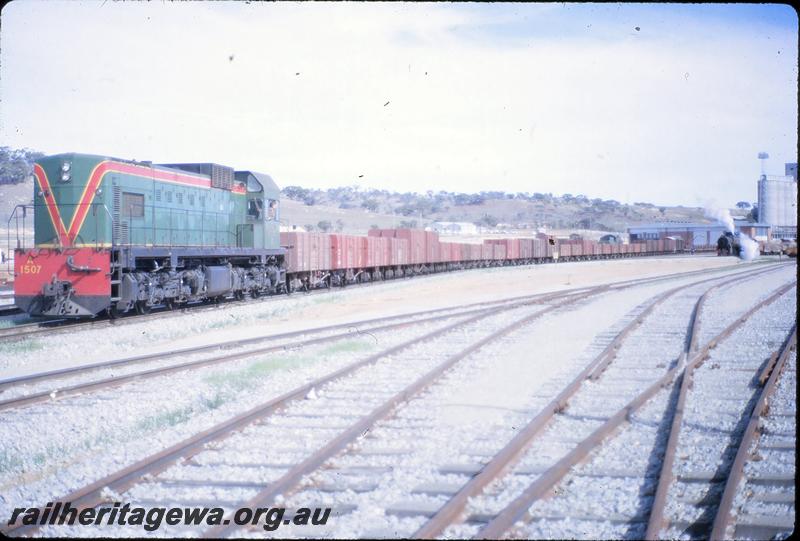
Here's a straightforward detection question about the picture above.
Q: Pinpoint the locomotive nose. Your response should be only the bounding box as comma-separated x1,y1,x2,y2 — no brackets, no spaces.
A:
14,248,111,318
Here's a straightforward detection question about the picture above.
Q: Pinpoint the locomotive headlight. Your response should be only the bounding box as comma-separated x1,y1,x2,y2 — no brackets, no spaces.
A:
61,162,71,172
61,172,71,182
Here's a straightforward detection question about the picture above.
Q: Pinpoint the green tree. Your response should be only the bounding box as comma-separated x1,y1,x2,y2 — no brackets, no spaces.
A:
0,147,45,185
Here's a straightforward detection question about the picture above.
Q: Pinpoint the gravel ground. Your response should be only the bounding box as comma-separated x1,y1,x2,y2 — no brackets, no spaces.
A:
722,350,796,540
0,257,791,538
662,286,796,539
31,301,566,537
440,268,795,540
0,255,747,379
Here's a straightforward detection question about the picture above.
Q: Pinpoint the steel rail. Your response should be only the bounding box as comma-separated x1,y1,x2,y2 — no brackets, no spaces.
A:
0,290,587,412
411,265,772,539
0,264,787,536
708,327,797,541
0,293,560,391
202,288,601,538
1,262,783,391
475,279,796,540
0,260,776,345
1,286,600,538
644,280,796,539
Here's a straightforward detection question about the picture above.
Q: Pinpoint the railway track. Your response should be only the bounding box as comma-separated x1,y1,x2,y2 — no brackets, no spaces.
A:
1,262,791,538
709,332,796,540
645,305,796,539
4,280,606,537
407,277,794,539
0,263,784,414
0,289,587,412
291,264,793,539
0,259,776,345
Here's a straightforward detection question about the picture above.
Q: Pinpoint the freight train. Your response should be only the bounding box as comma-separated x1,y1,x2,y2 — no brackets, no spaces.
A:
11,152,697,319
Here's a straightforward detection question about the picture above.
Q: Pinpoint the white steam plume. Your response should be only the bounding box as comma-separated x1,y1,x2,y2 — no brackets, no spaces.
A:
739,233,760,261
703,202,735,232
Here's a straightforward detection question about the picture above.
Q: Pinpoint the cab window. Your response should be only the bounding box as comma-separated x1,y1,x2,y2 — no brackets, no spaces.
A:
266,199,278,221
247,199,263,219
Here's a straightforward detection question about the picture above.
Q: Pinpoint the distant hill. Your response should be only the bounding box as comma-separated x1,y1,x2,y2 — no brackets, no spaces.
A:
0,176,732,243
278,184,719,235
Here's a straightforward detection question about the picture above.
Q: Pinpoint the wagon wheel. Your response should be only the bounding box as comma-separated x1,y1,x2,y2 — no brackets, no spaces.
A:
164,298,176,310
234,290,246,301
251,288,261,299
135,300,151,315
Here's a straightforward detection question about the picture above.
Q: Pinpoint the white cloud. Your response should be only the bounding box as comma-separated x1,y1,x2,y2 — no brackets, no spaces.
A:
0,1,796,206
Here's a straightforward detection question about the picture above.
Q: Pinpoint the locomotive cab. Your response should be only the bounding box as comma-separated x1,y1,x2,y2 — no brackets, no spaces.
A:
235,171,280,250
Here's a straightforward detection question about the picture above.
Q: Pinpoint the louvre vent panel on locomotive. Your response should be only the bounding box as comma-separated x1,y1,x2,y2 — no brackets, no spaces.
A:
13,153,285,317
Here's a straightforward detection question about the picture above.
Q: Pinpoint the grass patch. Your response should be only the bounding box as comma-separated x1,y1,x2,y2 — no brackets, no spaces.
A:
136,404,197,432
204,355,307,390
321,339,373,355
0,339,44,355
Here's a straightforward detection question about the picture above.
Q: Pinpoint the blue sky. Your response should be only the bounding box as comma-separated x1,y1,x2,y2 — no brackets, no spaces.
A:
0,1,797,207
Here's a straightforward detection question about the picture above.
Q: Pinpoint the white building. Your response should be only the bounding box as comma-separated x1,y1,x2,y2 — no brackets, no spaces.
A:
627,223,728,247
429,222,479,236
758,165,797,239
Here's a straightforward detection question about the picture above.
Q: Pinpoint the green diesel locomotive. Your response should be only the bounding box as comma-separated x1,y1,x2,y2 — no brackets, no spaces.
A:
13,153,285,317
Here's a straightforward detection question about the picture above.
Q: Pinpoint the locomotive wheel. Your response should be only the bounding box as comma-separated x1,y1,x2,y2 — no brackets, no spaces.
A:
106,304,121,319
234,290,245,301
251,289,261,299
164,299,175,310
135,300,151,315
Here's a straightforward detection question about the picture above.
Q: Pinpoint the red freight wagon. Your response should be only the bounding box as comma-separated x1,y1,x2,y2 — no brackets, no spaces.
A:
330,234,345,269
330,234,359,269
519,239,531,259
601,244,611,255
656,239,665,253
572,243,584,257
560,243,572,258
469,243,482,261
445,242,455,263
437,242,447,263
364,236,384,267
396,238,410,265
533,238,546,259
481,243,493,260
506,239,521,260
280,231,310,272
393,229,425,264
355,236,366,268
425,231,440,264
310,233,331,270
493,244,507,260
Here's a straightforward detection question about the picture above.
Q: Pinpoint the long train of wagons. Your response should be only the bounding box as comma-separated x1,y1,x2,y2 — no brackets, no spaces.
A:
10,153,704,318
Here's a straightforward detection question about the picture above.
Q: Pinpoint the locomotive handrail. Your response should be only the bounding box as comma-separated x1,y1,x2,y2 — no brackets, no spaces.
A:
5,204,34,276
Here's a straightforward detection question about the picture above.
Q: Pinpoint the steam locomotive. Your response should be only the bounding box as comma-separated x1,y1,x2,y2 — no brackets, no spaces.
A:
716,232,741,257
